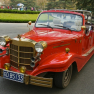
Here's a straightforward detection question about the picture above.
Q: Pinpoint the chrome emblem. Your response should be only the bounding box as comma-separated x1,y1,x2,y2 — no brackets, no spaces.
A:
17,34,21,40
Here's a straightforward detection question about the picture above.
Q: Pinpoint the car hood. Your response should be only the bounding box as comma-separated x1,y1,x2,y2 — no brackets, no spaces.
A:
21,29,78,44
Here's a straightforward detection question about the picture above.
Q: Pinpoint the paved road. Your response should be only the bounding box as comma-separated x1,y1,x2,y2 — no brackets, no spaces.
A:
0,23,35,38
0,23,94,94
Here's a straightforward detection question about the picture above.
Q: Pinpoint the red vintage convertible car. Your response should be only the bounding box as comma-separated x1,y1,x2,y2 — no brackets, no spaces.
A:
0,9,94,88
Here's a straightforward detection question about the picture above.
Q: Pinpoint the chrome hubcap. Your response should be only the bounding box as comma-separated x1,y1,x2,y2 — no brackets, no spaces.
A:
64,70,69,83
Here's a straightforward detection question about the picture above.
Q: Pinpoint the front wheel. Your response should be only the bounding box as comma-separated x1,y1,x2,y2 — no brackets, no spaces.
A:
54,65,72,88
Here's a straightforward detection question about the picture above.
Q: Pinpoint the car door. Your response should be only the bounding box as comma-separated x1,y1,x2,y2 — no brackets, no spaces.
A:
82,25,92,53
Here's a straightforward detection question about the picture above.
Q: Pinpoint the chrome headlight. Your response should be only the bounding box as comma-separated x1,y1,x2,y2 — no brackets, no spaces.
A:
35,41,47,53
0,35,11,46
35,43,43,52
0,37,6,46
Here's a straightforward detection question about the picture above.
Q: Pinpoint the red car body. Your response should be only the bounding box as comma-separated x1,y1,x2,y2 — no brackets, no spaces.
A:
0,10,94,88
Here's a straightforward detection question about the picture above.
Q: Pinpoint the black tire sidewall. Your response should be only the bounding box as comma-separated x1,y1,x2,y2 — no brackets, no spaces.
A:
54,65,72,88
62,68,71,88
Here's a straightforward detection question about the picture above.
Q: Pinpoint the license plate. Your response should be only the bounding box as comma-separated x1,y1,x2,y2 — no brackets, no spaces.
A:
3,70,24,83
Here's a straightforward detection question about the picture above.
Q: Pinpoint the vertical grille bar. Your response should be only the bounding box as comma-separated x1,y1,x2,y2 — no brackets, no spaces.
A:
18,46,19,67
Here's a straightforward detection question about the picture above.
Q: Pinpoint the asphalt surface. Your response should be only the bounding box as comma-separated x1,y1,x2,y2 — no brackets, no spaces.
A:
0,23,94,94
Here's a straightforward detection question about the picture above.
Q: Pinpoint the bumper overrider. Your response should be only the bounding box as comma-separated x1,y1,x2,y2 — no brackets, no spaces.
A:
0,68,53,88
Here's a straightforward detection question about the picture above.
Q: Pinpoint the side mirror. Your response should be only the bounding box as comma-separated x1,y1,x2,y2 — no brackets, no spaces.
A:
28,21,32,25
27,21,32,31
85,26,91,35
81,26,86,30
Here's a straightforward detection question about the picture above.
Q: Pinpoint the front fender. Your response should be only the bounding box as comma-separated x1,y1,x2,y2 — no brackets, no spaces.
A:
0,45,7,55
0,46,10,68
31,52,78,76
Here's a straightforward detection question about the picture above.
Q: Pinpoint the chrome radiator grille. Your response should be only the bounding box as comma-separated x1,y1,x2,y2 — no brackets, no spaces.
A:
10,39,36,70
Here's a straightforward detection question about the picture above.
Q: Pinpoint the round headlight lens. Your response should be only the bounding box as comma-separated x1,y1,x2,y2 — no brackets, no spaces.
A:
35,43,43,52
0,37,6,46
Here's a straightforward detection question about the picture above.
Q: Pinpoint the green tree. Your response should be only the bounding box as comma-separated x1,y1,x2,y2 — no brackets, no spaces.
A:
46,0,57,10
3,0,10,6
76,0,94,12
37,0,47,10
65,0,76,9
46,0,76,10
10,0,24,7
24,0,36,9
10,0,36,10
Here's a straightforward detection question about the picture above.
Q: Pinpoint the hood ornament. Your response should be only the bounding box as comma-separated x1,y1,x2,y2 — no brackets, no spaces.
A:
17,34,21,41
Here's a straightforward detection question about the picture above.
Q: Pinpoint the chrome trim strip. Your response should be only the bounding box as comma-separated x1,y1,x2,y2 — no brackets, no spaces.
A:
10,55,31,59
10,60,30,65
10,54,18,58
18,46,19,67
82,47,94,56
10,48,33,53
19,63,30,65
10,59,18,63
0,54,6,57
53,43,70,48
30,76,53,88
10,48,18,52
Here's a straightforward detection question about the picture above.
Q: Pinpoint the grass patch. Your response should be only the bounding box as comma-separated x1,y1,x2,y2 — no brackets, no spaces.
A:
0,13,39,23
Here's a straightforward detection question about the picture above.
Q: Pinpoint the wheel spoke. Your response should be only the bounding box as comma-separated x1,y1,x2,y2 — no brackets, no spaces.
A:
64,70,70,83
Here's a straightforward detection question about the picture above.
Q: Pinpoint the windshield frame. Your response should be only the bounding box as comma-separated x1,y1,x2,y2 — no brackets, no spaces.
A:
35,12,83,31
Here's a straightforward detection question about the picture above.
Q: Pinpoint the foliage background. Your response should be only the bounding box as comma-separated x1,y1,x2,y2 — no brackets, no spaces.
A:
1,0,94,12
0,0,94,23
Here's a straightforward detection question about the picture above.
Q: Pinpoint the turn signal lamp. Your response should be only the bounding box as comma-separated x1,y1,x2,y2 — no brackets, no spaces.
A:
81,26,86,30
28,21,32,25
27,21,32,31
65,48,70,53
19,66,26,74
4,63,11,70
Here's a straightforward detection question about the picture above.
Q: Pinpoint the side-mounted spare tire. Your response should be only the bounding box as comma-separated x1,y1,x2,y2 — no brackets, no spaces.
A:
54,65,72,88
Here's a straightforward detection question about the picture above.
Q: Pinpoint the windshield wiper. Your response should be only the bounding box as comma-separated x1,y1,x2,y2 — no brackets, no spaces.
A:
38,24,53,29
55,25,73,32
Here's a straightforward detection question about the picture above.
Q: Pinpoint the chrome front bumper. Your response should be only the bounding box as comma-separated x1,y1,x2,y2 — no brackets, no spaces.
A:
0,69,53,88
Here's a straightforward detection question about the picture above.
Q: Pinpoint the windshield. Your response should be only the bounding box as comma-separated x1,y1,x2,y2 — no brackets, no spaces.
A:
35,12,83,31
73,10,92,22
